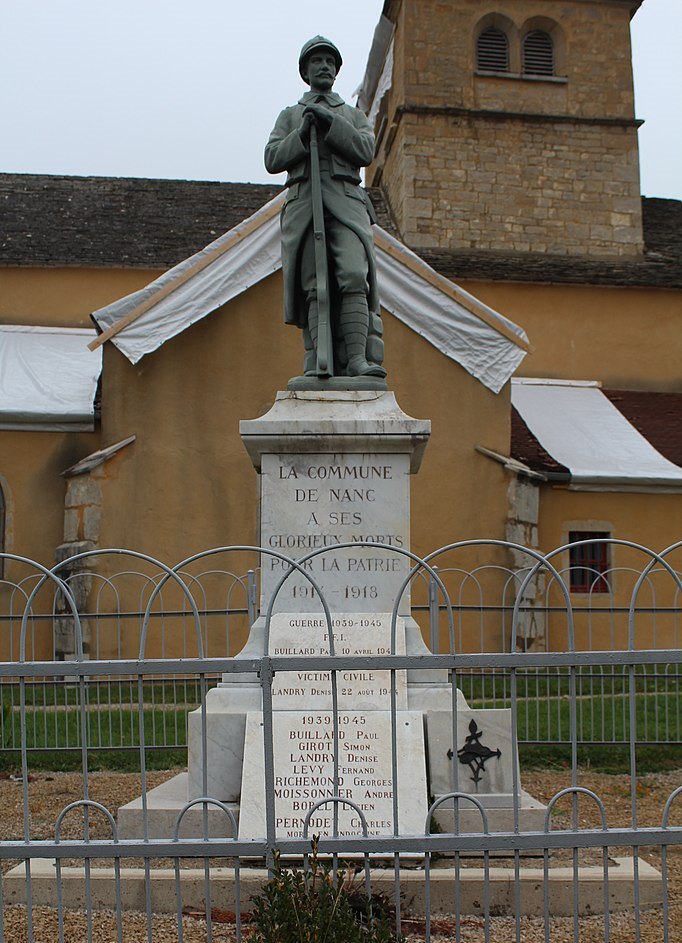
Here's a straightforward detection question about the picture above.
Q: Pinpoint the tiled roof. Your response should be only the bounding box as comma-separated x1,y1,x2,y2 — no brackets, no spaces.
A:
0,174,678,289
510,407,570,478
0,175,282,268
0,173,397,268
602,389,682,468
511,389,682,475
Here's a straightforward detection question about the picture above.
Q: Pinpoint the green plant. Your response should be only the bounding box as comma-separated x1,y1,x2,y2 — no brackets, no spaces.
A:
249,836,402,942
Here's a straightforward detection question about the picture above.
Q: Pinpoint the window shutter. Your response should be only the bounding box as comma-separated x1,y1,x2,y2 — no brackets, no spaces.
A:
523,30,555,76
477,28,510,72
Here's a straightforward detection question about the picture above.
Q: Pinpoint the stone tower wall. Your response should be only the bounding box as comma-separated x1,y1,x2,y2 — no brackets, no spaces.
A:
371,0,644,257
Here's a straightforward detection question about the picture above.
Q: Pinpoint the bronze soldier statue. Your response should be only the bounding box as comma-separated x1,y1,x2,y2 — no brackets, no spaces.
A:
265,36,387,388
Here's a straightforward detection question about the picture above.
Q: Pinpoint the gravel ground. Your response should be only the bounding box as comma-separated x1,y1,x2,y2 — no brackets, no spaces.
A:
2,905,682,943
0,765,681,941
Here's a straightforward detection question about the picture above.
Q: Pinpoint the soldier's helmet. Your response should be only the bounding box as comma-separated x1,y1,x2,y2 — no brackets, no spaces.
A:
298,36,343,81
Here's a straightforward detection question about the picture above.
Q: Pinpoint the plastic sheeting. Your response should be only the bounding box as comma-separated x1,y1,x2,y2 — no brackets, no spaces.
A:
368,37,394,127
91,201,528,394
376,231,527,394
0,325,102,430
512,379,682,490
92,194,284,366
355,15,395,115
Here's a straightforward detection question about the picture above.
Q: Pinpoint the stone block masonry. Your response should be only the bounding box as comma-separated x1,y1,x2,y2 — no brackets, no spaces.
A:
390,113,643,256
371,0,644,258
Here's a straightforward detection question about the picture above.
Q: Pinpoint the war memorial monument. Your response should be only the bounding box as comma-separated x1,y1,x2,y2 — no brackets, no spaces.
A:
0,26,664,926
119,35,538,846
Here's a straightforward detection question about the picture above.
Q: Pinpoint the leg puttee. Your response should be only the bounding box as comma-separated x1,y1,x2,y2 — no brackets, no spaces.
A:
339,293,387,378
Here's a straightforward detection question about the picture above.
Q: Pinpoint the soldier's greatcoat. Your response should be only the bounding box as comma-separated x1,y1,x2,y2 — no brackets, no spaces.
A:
264,91,379,329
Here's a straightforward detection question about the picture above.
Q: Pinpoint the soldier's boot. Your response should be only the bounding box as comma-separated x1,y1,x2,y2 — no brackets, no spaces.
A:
339,293,387,378
304,296,320,376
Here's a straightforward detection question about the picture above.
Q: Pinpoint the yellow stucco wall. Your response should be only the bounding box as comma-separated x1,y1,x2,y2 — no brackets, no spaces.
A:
1,431,96,563
0,268,162,327
0,266,156,659
87,271,513,656
458,281,682,392
0,429,97,660
537,487,682,651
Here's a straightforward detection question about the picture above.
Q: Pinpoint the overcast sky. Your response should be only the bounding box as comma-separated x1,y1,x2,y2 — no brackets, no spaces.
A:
1,0,680,200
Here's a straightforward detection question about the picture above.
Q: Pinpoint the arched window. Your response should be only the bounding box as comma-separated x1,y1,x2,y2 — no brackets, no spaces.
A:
477,27,510,72
522,30,555,76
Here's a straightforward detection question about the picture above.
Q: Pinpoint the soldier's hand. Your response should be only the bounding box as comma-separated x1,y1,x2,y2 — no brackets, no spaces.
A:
299,111,315,142
303,103,333,129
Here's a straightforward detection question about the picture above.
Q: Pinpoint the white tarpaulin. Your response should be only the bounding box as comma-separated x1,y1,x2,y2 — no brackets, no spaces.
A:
92,194,284,366
368,37,394,127
355,15,394,115
91,197,528,394
0,325,102,430
376,230,528,394
512,379,682,490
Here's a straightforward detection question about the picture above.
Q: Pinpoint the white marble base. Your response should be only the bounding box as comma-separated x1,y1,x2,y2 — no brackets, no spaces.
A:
5,854,662,916
117,770,548,843
186,682,261,801
238,710,428,840
239,391,431,472
241,391,430,620
426,707,520,799
430,790,547,839
135,391,544,841
118,773,239,839
229,613,449,683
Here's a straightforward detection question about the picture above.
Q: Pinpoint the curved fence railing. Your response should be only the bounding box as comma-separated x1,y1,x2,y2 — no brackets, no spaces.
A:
0,540,680,941
0,539,680,754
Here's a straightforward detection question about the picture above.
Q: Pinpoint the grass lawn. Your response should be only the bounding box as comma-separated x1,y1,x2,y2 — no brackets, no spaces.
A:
0,671,679,774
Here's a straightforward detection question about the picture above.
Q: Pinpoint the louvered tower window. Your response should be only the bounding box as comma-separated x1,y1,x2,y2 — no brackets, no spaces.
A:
477,27,510,72
522,30,555,76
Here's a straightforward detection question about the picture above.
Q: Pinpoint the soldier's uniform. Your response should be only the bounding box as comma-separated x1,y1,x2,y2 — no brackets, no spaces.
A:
264,37,385,378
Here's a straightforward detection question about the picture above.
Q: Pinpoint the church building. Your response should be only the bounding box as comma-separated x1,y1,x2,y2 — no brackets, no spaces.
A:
1,0,680,656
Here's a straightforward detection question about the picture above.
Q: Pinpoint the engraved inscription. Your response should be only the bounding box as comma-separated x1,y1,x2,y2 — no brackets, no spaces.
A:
238,711,427,839
269,613,407,710
261,454,411,614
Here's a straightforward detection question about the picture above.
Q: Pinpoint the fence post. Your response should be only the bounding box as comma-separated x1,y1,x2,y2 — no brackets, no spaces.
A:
247,569,258,626
428,565,440,654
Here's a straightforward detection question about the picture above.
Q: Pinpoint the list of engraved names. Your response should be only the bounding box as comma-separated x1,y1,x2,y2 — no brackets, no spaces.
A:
269,613,407,710
275,712,394,835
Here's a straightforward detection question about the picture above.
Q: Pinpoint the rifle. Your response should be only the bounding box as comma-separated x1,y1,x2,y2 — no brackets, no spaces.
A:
309,123,333,376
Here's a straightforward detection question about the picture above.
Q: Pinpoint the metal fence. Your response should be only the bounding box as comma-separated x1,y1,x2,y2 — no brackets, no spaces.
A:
1,539,681,754
0,542,680,941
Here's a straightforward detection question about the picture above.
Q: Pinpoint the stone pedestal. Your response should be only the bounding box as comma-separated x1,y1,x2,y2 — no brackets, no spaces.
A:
119,391,545,839
187,390,451,807
238,611,428,841
238,390,431,648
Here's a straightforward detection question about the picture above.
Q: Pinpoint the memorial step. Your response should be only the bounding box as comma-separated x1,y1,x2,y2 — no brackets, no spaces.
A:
4,855,661,917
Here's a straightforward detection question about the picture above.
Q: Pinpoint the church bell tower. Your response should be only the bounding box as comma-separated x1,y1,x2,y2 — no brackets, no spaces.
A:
362,0,644,258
